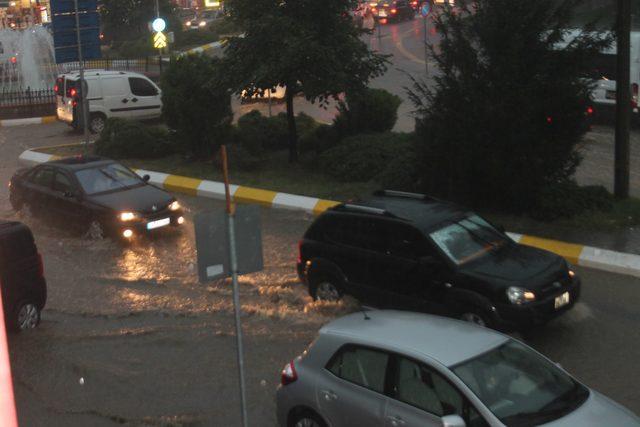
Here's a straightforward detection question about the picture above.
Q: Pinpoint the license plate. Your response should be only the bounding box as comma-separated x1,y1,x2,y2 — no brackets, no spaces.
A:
147,218,170,230
554,292,570,310
379,10,387,16
606,90,616,100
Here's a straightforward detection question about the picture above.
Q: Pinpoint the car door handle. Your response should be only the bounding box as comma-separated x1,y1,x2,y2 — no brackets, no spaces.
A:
122,98,129,103
131,98,138,103
386,415,406,426
320,390,338,401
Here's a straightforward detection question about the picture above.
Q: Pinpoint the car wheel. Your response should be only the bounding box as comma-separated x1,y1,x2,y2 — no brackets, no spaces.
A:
12,301,41,332
460,310,492,328
290,411,327,427
89,114,106,134
9,192,23,211
310,277,342,302
85,220,105,240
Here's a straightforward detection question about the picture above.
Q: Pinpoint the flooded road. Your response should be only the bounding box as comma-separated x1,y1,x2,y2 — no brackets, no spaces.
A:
1,124,640,426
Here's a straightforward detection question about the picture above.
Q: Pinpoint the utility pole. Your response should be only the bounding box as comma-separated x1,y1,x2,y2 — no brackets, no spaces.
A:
614,0,631,199
73,0,89,151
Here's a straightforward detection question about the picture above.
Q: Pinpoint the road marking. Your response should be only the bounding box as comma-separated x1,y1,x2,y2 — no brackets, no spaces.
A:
234,187,278,206
163,175,203,196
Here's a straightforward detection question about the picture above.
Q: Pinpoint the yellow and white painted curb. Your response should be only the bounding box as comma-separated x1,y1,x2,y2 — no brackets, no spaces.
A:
0,116,56,127
18,148,640,278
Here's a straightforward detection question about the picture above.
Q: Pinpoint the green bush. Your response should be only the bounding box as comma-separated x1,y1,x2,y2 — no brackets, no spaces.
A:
375,138,421,191
299,124,340,155
334,88,402,137
532,182,613,221
235,111,319,153
173,30,219,50
319,132,413,182
161,54,232,158
95,118,175,159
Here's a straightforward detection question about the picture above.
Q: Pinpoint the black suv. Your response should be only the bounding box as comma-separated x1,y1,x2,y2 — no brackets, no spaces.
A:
297,191,581,331
0,221,47,332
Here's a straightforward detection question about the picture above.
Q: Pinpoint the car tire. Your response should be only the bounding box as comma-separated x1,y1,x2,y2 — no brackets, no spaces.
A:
85,220,106,240
10,300,41,332
309,276,343,302
9,192,23,211
459,308,493,328
89,113,107,134
289,410,327,427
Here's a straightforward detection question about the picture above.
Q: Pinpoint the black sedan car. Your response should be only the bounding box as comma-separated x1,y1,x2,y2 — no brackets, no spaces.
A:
297,190,581,331
9,156,185,240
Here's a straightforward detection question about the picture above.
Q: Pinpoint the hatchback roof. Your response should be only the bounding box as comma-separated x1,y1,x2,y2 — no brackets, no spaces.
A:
48,156,114,170
332,192,467,232
320,310,508,367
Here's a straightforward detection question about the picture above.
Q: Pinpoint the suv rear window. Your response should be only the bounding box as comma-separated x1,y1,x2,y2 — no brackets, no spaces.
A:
0,223,37,270
324,215,386,252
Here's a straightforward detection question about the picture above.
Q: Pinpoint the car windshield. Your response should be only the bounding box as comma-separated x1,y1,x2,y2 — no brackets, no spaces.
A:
75,163,143,195
429,214,508,265
452,341,589,426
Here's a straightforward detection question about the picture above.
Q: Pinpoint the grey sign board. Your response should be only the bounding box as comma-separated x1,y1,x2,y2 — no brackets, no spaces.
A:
194,205,264,283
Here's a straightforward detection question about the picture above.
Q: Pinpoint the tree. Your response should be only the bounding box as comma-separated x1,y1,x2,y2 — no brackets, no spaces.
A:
161,54,233,158
101,0,180,44
221,0,389,162
409,0,612,212
334,88,403,136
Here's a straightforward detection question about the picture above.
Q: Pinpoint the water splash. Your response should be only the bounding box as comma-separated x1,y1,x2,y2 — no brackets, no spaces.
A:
0,26,57,91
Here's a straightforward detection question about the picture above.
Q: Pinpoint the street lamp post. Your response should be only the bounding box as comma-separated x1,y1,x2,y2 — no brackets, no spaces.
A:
614,0,631,199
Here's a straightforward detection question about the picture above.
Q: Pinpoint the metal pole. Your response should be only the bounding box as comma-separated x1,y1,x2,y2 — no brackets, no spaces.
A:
221,146,249,427
423,15,429,75
73,0,89,152
614,0,631,199
267,88,272,118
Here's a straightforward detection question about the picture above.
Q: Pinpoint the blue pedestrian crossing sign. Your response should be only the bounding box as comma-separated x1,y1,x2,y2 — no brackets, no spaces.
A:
421,1,431,17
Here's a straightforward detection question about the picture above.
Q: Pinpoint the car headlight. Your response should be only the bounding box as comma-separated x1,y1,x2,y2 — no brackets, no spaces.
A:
186,21,191,26
169,201,181,211
506,286,536,305
119,212,138,222
568,269,576,279
199,21,206,27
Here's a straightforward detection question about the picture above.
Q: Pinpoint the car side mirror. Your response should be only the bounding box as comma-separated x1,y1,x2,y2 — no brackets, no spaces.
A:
441,415,466,427
142,174,150,182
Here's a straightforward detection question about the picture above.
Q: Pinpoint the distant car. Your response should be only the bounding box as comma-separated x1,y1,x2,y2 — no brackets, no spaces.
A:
297,190,581,331
371,0,415,22
0,221,47,332
55,70,162,134
186,10,221,30
9,156,185,240
277,310,640,427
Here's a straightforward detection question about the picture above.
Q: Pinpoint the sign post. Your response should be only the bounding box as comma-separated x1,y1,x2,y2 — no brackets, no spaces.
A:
152,18,167,73
420,1,432,76
73,0,89,152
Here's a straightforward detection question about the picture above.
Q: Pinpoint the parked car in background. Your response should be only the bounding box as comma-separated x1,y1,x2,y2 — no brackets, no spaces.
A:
277,310,640,427
0,221,46,332
9,156,185,240
297,190,581,331
55,70,162,134
371,0,415,22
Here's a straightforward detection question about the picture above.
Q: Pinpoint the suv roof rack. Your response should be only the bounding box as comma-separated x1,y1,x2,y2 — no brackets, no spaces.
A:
374,190,438,201
333,204,398,218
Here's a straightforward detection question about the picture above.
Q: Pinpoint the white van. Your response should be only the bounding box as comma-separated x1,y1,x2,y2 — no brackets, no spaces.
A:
55,70,163,134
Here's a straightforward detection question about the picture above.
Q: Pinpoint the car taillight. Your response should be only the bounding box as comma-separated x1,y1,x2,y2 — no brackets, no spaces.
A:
391,8,397,13
70,88,77,98
10,56,16,64
37,253,44,278
632,83,638,108
53,84,58,93
297,240,302,264
281,361,297,386
371,7,377,12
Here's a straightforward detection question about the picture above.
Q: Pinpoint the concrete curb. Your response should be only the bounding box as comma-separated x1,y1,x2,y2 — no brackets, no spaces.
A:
17,148,640,279
0,116,56,127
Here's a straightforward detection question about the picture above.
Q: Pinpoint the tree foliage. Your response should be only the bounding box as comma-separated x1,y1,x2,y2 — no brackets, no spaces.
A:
161,54,233,158
222,0,389,162
410,0,612,212
334,88,402,136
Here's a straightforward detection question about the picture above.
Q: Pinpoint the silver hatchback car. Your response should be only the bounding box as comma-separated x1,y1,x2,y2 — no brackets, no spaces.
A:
276,310,639,427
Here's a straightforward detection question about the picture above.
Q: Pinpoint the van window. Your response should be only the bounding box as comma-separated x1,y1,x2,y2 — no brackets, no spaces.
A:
55,77,64,96
101,77,129,96
129,77,158,97
65,79,77,98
